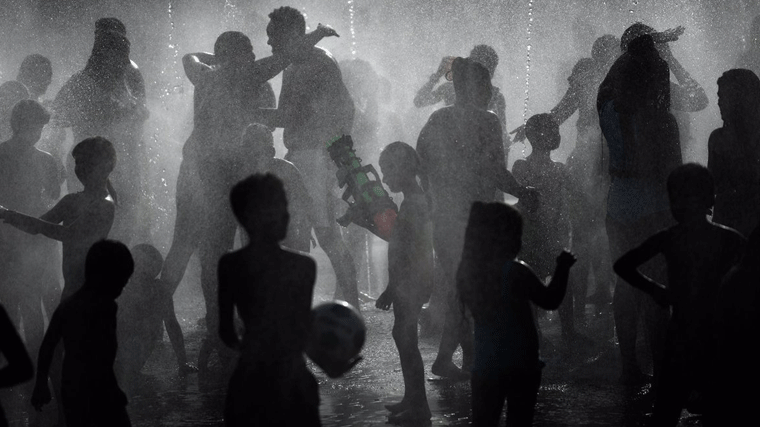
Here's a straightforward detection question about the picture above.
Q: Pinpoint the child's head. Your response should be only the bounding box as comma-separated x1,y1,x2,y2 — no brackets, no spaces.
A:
525,113,560,152
214,31,254,65
84,240,134,298
666,163,715,222
17,54,53,99
72,137,116,187
230,173,289,242
130,244,163,280
10,99,50,144
378,141,420,193
452,57,492,109
465,202,523,258
242,123,275,159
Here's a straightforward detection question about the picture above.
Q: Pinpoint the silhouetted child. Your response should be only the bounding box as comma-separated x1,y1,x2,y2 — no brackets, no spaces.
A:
375,141,433,424
0,136,116,300
0,303,34,427
512,113,587,349
614,163,745,426
242,123,314,252
711,223,760,425
219,174,320,426
31,240,134,427
116,244,196,395
458,202,575,427
0,100,62,374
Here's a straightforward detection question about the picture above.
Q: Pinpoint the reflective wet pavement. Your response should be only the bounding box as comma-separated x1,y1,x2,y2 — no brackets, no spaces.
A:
5,248,705,427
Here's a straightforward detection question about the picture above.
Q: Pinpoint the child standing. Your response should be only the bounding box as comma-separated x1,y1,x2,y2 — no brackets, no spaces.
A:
512,113,587,349
458,202,575,426
614,163,745,425
30,240,134,427
218,174,320,426
0,136,116,300
375,141,433,424
116,244,196,395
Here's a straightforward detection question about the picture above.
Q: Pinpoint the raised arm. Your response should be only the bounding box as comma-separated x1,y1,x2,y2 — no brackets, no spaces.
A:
1,199,114,243
414,57,452,108
613,232,670,306
520,250,576,310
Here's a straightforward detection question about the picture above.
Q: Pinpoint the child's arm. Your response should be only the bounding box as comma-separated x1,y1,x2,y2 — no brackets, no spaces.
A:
183,52,215,85
31,308,64,410
0,306,33,388
519,250,577,310
217,256,240,350
1,198,113,243
613,232,671,307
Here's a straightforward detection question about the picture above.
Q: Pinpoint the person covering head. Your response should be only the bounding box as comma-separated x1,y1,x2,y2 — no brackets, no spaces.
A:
621,22,656,52
592,35,620,62
10,99,50,133
214,31,254,63
86,17,131,83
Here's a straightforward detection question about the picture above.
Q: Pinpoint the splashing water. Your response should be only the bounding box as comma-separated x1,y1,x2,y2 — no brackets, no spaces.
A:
348,0,357,57
165,0,181,100
522,0,534,157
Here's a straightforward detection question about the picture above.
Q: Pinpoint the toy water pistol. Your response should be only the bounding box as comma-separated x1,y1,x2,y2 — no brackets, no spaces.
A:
326,135,397,241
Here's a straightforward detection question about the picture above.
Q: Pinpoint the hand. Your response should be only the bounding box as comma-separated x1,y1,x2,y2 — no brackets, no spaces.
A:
31,383,51,411
435,56,454,78
509,124,527,143
660,25,685,42
375,289,394,310
315,23,340,38
556,250,577,269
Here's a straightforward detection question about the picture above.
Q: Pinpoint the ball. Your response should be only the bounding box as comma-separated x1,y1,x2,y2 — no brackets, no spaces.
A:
306,300,366,378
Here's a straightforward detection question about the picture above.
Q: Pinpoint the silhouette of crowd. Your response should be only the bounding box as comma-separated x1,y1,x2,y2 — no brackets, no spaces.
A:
1,6,759,427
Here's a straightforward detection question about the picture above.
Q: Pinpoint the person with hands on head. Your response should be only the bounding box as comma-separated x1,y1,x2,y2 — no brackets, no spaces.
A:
613,164,745,426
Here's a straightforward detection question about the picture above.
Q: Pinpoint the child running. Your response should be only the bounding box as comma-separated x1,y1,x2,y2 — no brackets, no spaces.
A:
512,113,587,351
219,174,320,426
457,202,576,427
31,240,134,427
375,141,434,424
614,163,745,425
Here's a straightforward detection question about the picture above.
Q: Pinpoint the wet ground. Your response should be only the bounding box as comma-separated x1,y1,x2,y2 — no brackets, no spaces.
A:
5,246,706,427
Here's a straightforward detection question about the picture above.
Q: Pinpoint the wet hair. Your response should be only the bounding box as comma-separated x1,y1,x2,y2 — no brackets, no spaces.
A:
72,137,117,173
131,244,164,279
17,54,52,82
452,57,491,107
592,35,619,61
621,22,655,51
10,99,50,133
379,141,421,177
230,173,288,242
458,202,523,320
84,240,135,292
242,123,275,157
214,31,253,63
525,113,560,151
268,6,306,35
666,163,715,208
85,18,130,78
469,44,498,77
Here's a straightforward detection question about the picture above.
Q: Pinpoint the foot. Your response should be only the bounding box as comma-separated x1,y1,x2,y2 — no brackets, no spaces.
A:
385,399,410,414
388,407,432,426
431,360,470,381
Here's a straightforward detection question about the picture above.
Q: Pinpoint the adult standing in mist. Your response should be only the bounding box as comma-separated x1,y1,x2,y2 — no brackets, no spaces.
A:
597,27,681,385
417,58,534,380
512,35,620,313
708,69,760,237
52,18,150,246
257,6,360,310
161,26,337,372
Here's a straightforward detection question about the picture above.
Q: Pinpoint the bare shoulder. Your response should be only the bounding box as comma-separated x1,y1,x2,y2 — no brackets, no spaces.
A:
512,259,536,278
713,222,747,244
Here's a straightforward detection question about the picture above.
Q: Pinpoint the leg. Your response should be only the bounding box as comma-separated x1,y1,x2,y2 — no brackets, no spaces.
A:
388,299,429,419
471,371,508,427
314,223,359,310
504,369,542,427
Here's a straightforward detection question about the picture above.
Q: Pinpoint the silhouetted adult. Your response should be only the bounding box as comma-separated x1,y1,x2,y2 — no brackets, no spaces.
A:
598,28,681,385
414,45,509,147
162,27,334,371
513,35,620,310
736,15,760,77
257,6,360,309
52,18,149,246
417,58,532,380
708,69,760,236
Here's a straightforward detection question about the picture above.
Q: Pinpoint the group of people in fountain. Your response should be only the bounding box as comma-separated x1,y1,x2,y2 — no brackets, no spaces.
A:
1,5,759,427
